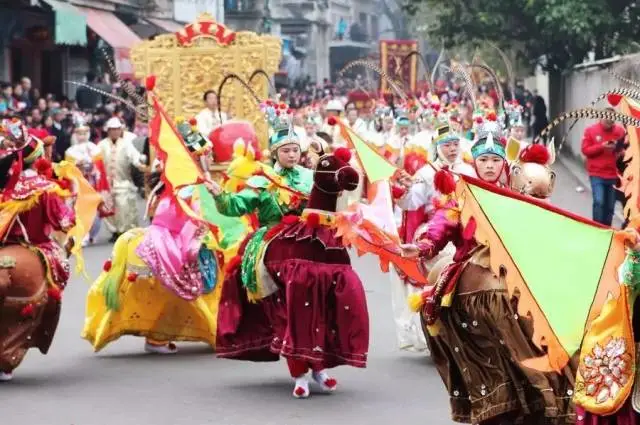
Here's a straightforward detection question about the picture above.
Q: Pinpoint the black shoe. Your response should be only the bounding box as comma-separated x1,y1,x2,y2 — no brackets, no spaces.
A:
109,233,121,243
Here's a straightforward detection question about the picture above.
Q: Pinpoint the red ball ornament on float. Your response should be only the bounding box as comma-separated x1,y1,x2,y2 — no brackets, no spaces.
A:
208,121,260,164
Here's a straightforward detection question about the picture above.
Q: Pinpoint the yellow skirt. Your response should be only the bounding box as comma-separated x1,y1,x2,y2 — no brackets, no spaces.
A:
82,228,225,352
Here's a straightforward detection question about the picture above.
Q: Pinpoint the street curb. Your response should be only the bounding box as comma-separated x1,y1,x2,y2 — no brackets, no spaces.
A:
556,154,625,223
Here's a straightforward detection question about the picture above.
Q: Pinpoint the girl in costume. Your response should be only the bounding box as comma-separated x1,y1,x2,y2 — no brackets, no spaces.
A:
402,114,572,424
0,121,76,381
82,120,221,354
64,119,113,246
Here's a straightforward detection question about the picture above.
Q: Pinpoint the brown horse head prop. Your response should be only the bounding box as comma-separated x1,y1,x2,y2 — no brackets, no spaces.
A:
506,139,556,200
307,147,359,212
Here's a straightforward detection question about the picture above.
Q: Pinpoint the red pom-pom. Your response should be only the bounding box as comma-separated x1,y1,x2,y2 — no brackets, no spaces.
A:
275,110,281,116
103,260,112,272
432,104,441,111
306,212,320,228
47,287,62,302
279,103,287,110
282,215,300,225
327,116,337,126
127,272,138,282
392,185,405,199
433,168,456,195
34,157,52,175
334,147,351,163
287,108,293,114
188,117,197,126
145,75,156,91
607,93,623,107
486,111,497,121
236,183,246,191
519,144,550,165
475,116,484,124
57,178,71,190
20,304,34,317
253,168,265,177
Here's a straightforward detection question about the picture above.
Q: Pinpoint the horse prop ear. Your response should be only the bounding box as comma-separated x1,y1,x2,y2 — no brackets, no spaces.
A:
506,137,521,162
547,138,556,165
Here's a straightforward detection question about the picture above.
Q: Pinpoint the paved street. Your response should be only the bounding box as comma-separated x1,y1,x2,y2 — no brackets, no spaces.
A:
3,161,605,425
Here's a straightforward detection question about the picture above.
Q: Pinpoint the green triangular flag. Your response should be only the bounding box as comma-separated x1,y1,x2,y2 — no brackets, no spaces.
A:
341,121,398,183
469,183,615,354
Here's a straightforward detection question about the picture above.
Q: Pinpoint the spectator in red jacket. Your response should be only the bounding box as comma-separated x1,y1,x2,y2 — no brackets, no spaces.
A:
581,109,626,226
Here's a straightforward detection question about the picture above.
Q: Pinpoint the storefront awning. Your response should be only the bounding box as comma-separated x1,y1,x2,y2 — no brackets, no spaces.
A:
41,0,87,46
147,18,184,33
77,6,141,77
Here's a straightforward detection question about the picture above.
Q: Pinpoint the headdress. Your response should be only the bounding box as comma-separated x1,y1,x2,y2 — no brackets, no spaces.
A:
175,117,212,156
504,100,525,128
261,100,299,153
0,118,28,143
471,111,506,159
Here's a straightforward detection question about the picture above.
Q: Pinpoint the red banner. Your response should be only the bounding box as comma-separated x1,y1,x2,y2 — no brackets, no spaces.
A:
379,40,418,95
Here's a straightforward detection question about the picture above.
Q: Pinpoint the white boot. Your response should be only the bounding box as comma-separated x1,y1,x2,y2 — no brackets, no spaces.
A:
311,370,337,392
144,341,178,354
0,371,13,382
292,375,310,399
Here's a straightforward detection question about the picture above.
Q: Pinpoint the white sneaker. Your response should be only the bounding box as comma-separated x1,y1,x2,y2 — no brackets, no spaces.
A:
292,376,310,399
144,342,178,354
0,371,13,382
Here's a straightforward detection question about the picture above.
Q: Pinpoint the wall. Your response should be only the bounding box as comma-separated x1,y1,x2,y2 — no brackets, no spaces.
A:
560,56,636,160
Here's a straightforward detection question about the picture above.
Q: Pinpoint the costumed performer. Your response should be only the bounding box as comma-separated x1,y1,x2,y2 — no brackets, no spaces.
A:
65,119,113,246
97,117,147,242
82,120,221,354
403,114,569,424
0,121,76,381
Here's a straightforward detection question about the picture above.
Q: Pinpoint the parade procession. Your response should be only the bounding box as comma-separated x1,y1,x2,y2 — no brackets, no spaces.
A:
7,5,640,425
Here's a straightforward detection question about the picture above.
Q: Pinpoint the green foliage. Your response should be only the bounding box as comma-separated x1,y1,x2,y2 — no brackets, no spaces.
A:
404,0,640,72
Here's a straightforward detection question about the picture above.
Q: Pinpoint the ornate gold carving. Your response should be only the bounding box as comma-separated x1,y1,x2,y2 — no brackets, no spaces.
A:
130,14,281,153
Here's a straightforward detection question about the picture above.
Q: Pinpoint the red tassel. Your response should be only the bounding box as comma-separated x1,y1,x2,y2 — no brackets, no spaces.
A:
607,93,623,107
462,217,477,241
20,304,34,317
334,147,351,163
34,157,52,175
47,287,62,302
434,168,456,195
188,117,198,126
327,116,337,126
306,212,320,228
145,75,156,91
103,260,112,272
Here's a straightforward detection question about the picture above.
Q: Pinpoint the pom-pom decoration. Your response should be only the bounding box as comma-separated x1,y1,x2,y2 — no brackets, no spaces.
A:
127,272,138,282
103,260,112,272
327,116,337,126
433,167,457,195
145,75,156,92
47,287,62,302
607,93,623,107
333,147,351,163
20,304,35,317
305,212,321,228
519,144,551,165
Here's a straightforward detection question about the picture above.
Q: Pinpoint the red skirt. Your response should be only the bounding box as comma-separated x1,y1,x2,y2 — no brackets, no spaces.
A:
267,259,369,369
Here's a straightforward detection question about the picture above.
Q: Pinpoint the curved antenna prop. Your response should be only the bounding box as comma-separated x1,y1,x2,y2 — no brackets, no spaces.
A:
468,62,505,109
65,81,145,119
339,59,407,100
248,69,277,96
534,108,640,143
558,87,640,152
447,63,477,110
217,73,263,123
487,41,515,101
100,47,147,108
430,43,445,85
400,50,430,92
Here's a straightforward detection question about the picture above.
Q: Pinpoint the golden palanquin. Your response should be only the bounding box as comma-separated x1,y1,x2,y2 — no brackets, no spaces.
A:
130,14,281,150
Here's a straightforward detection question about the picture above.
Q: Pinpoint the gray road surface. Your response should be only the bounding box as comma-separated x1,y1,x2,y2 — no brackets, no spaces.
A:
2,162,601,425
